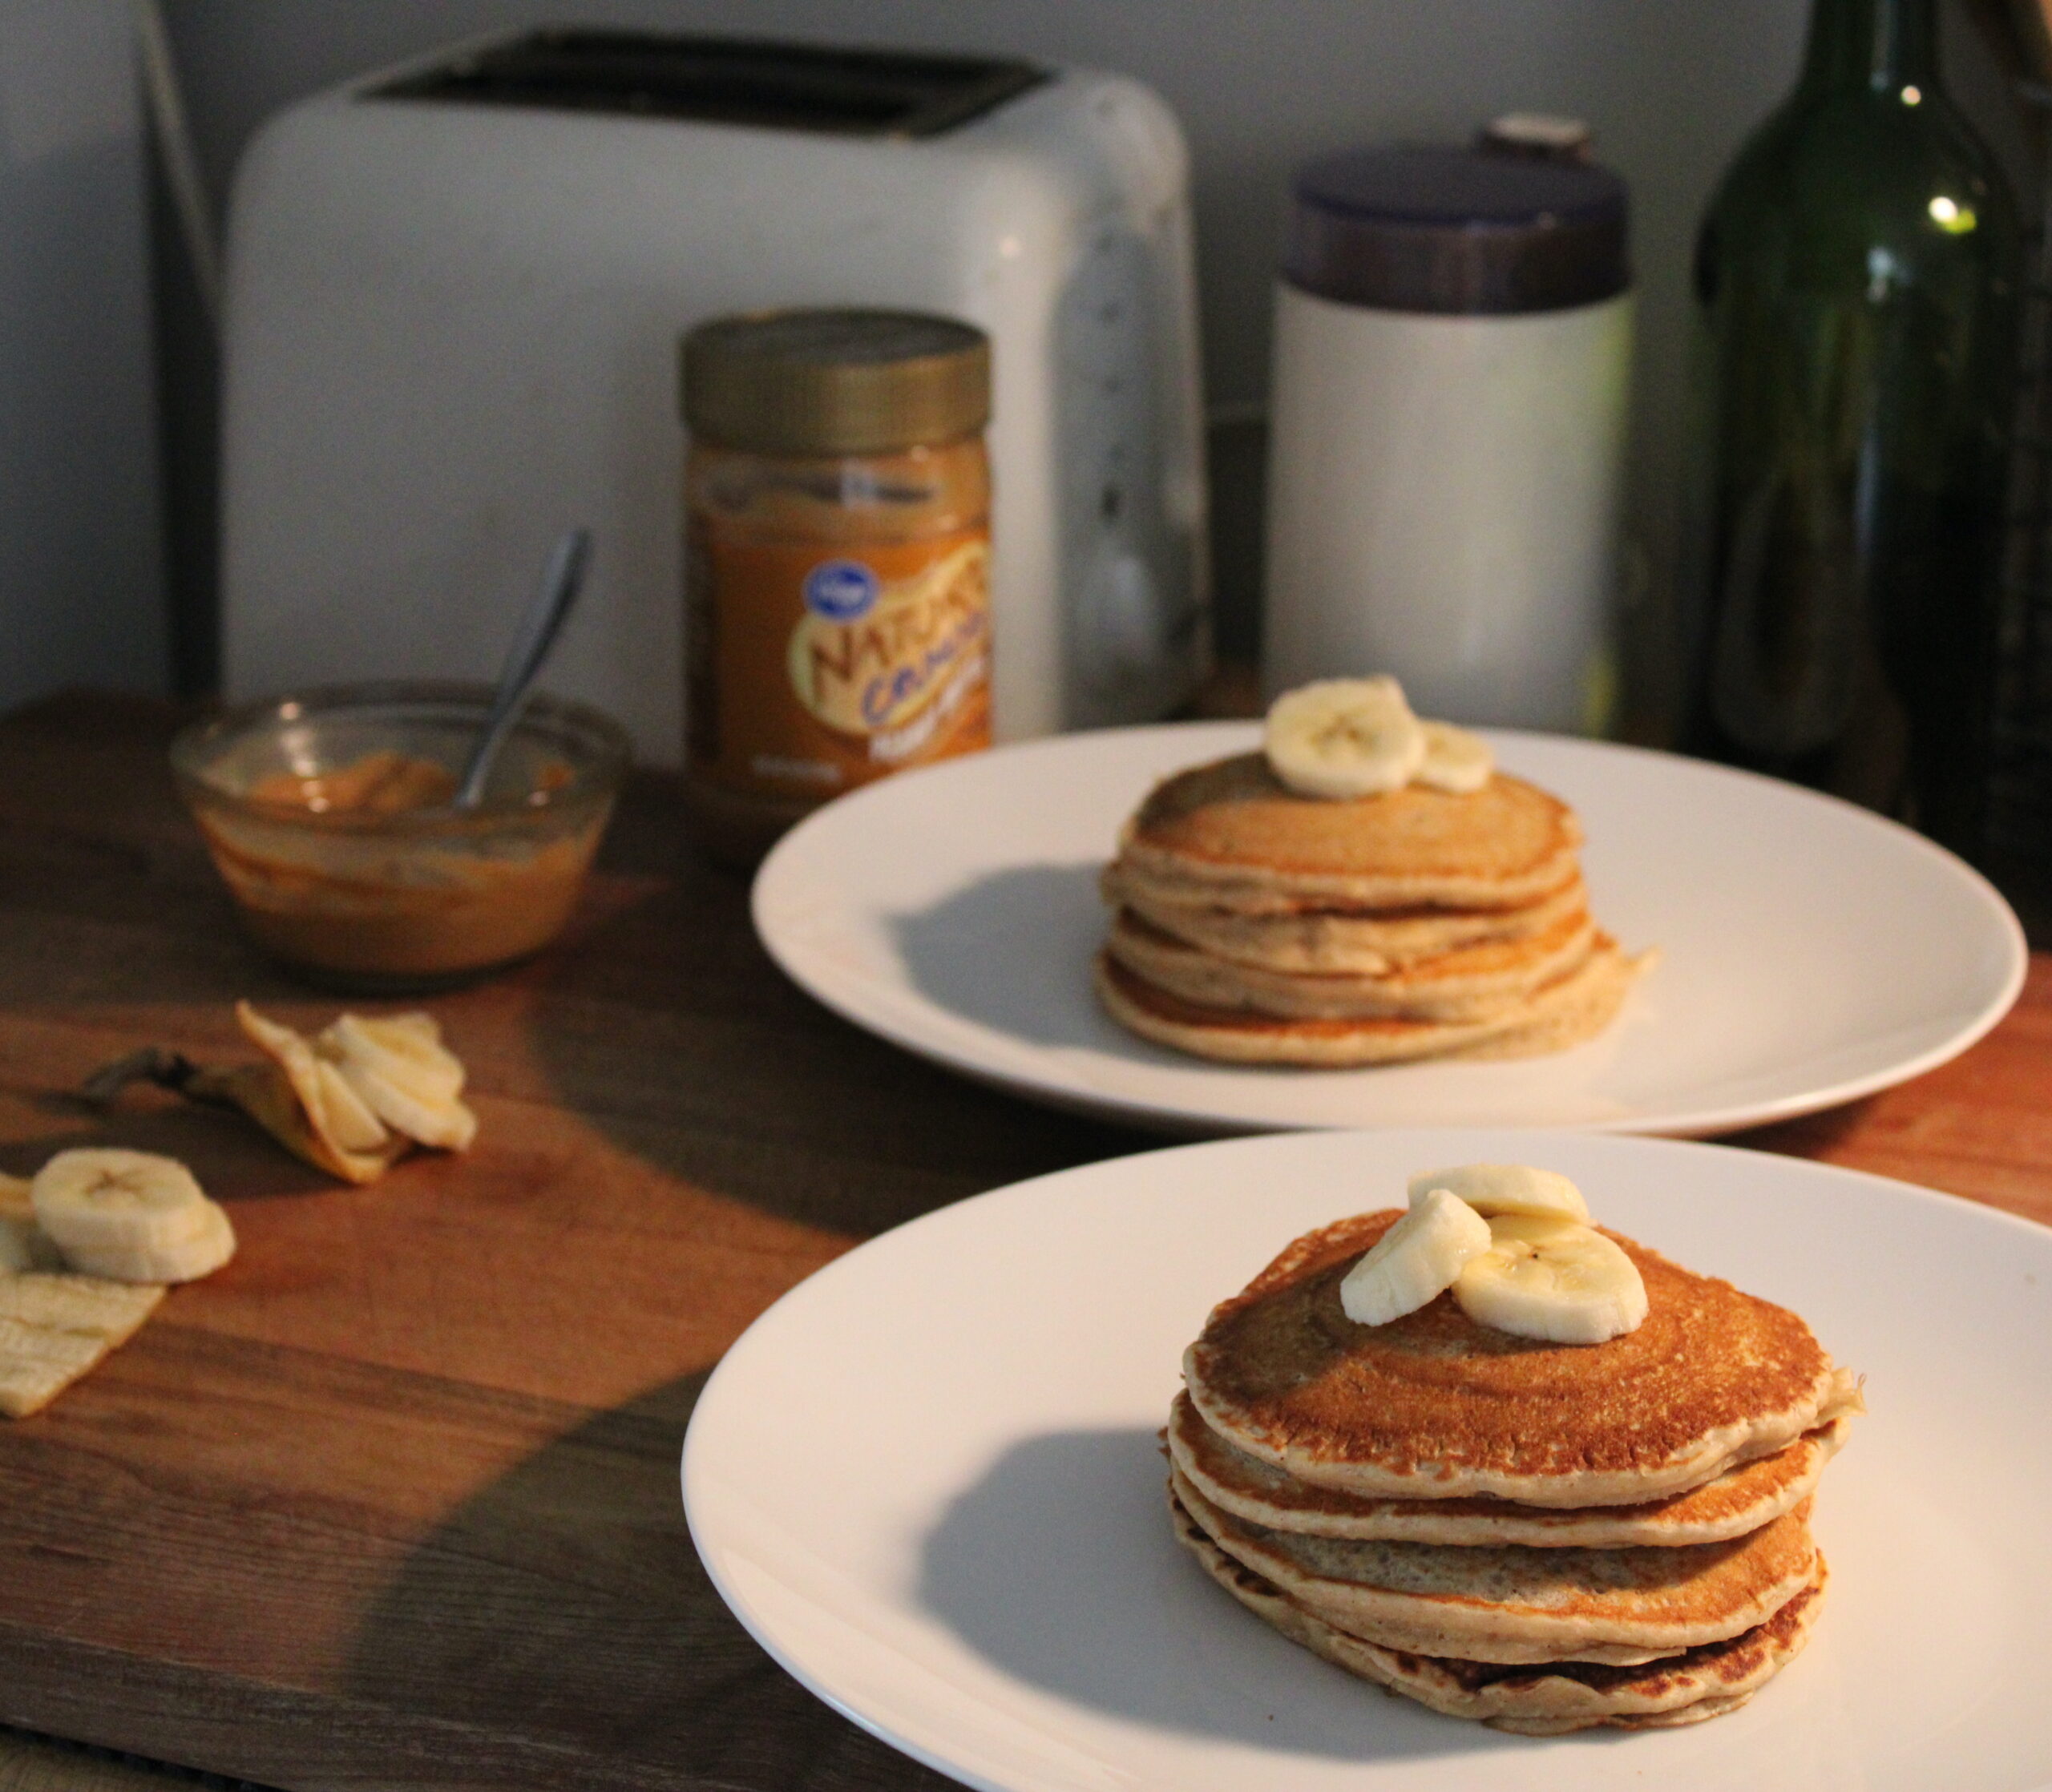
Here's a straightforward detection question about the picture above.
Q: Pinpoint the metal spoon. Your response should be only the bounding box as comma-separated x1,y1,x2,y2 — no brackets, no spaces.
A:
454,527,594,809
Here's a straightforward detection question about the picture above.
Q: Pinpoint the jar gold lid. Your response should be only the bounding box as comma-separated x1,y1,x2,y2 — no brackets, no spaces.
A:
681,309,991,455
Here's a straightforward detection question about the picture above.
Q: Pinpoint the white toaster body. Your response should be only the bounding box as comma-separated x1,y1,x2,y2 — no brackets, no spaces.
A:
220,33,1210,761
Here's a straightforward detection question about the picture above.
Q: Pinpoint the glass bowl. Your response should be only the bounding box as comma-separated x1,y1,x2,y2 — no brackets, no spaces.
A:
172,681,632,991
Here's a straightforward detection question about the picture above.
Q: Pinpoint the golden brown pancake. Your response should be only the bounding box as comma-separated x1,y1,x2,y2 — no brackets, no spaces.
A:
1168,1391,1851,1547
1105,905,1598,1023
1172,1483,1828,1733
1171,1464,1817,1665
1101,865,1589,975
1094,936,1641,1067
1185,1210,1860,1507
1117,755,1583,910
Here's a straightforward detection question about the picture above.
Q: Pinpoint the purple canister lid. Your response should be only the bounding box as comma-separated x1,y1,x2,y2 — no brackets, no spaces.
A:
1284,141,1630,316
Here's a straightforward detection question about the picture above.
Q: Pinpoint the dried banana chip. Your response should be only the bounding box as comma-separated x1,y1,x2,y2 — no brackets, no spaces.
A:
0,1273,166,1417
0,1317,109,1418
233,1003,407,1181
80,1001,479,1185
80,1031,402,1187
0,1272,164,1339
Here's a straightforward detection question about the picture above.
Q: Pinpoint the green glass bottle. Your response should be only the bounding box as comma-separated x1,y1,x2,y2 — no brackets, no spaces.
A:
1684,0,2022,850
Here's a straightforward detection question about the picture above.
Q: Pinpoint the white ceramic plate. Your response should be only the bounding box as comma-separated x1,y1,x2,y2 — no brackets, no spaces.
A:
752,724,2026,1136
685,1128,2052,1792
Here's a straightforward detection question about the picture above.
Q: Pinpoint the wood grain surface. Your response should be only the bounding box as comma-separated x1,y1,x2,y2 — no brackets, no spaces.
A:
0,692,2046,1792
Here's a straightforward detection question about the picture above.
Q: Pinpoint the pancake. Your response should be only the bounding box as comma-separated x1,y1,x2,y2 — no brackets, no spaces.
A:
1171,1464,1816,1665
1185,1210,1861,1507
1173,1483,1827,1733
1095,935,1641,1067
1105,905,1598,1023
1444,943,1655,1061
1101,865,1589,975
1117,755,1582,910
1168,1391,1851,1548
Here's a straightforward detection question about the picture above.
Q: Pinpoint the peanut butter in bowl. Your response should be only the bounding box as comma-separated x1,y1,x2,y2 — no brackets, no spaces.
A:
246,748,466,814
172,683,629,991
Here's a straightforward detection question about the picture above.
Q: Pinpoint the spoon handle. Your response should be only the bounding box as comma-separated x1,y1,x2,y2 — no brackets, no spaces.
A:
455,527,593,809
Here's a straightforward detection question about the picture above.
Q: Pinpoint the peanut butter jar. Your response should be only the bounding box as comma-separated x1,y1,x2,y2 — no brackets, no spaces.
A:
680,309,992,866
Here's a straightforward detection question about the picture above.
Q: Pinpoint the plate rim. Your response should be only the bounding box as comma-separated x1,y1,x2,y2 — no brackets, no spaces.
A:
682,1127,2052,1792
750,724,2029,1139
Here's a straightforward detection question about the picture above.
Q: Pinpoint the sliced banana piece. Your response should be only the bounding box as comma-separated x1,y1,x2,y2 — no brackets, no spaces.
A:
1339,1189,1493,1326
313,1058,390,1155
1412,720,1495,793
1454,1213,1648,1344
321,1013,464,1106
1265,677,1427,800
316,1012,477,1151
1407,1164,1589,1224
328,1054,478,1152
61,1198,236,1285
31,1148,212,1256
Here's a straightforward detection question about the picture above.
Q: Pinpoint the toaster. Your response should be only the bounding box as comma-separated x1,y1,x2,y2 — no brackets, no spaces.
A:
220,28,1210,762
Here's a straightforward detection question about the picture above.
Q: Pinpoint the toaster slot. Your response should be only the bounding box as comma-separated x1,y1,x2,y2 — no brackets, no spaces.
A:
370,28,1047,139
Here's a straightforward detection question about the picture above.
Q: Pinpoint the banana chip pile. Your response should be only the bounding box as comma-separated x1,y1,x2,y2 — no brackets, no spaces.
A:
86,1003,478,1185
0,1152,232,1418
2,1006,477,1416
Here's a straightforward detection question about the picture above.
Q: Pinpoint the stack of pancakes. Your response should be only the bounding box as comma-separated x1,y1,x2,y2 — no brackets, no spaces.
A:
1096,753,1648,1065
1169,1211,1863,1733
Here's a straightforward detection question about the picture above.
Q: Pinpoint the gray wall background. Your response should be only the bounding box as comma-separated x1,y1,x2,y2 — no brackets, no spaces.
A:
15,1,2038,716
0,1,164,716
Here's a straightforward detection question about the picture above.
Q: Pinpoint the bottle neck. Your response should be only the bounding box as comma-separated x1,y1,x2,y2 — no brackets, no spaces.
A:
1798,0,1939,96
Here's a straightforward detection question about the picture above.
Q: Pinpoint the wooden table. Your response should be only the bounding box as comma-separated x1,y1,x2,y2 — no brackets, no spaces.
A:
0,692,2046,1792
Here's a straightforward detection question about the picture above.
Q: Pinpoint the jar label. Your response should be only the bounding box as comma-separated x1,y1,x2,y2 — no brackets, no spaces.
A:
688,523,991,801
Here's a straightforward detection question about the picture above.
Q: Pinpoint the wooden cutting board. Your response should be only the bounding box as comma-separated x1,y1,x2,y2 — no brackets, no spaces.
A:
0,694,1149,1792
0,693,2046,1792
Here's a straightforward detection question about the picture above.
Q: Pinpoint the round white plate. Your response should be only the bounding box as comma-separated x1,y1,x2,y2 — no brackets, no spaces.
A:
685,1128,2052,1792
752,724,2025,1136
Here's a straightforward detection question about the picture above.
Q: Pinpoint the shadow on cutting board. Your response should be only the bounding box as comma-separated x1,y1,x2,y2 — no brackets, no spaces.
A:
517,777,1157,1242
339,1367,960,1792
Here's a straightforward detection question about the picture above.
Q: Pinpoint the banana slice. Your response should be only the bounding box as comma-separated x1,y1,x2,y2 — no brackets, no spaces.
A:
1265,677,1427,800
321,1013,464,1106
1407,1164,1589,1224
1339,1189,1493,1326
1453,1213,1647,1344
316,1012,477,1151
1412,720,1495,793
31,1149,212,1257
60,1198,236,1285
313,1059,390,1154
326,1052,478,1152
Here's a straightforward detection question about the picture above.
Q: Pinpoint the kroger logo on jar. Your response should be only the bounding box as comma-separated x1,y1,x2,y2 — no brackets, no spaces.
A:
803,559,879,622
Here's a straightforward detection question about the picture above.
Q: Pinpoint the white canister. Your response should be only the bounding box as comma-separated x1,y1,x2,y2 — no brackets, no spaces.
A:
1262,139,1633,733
